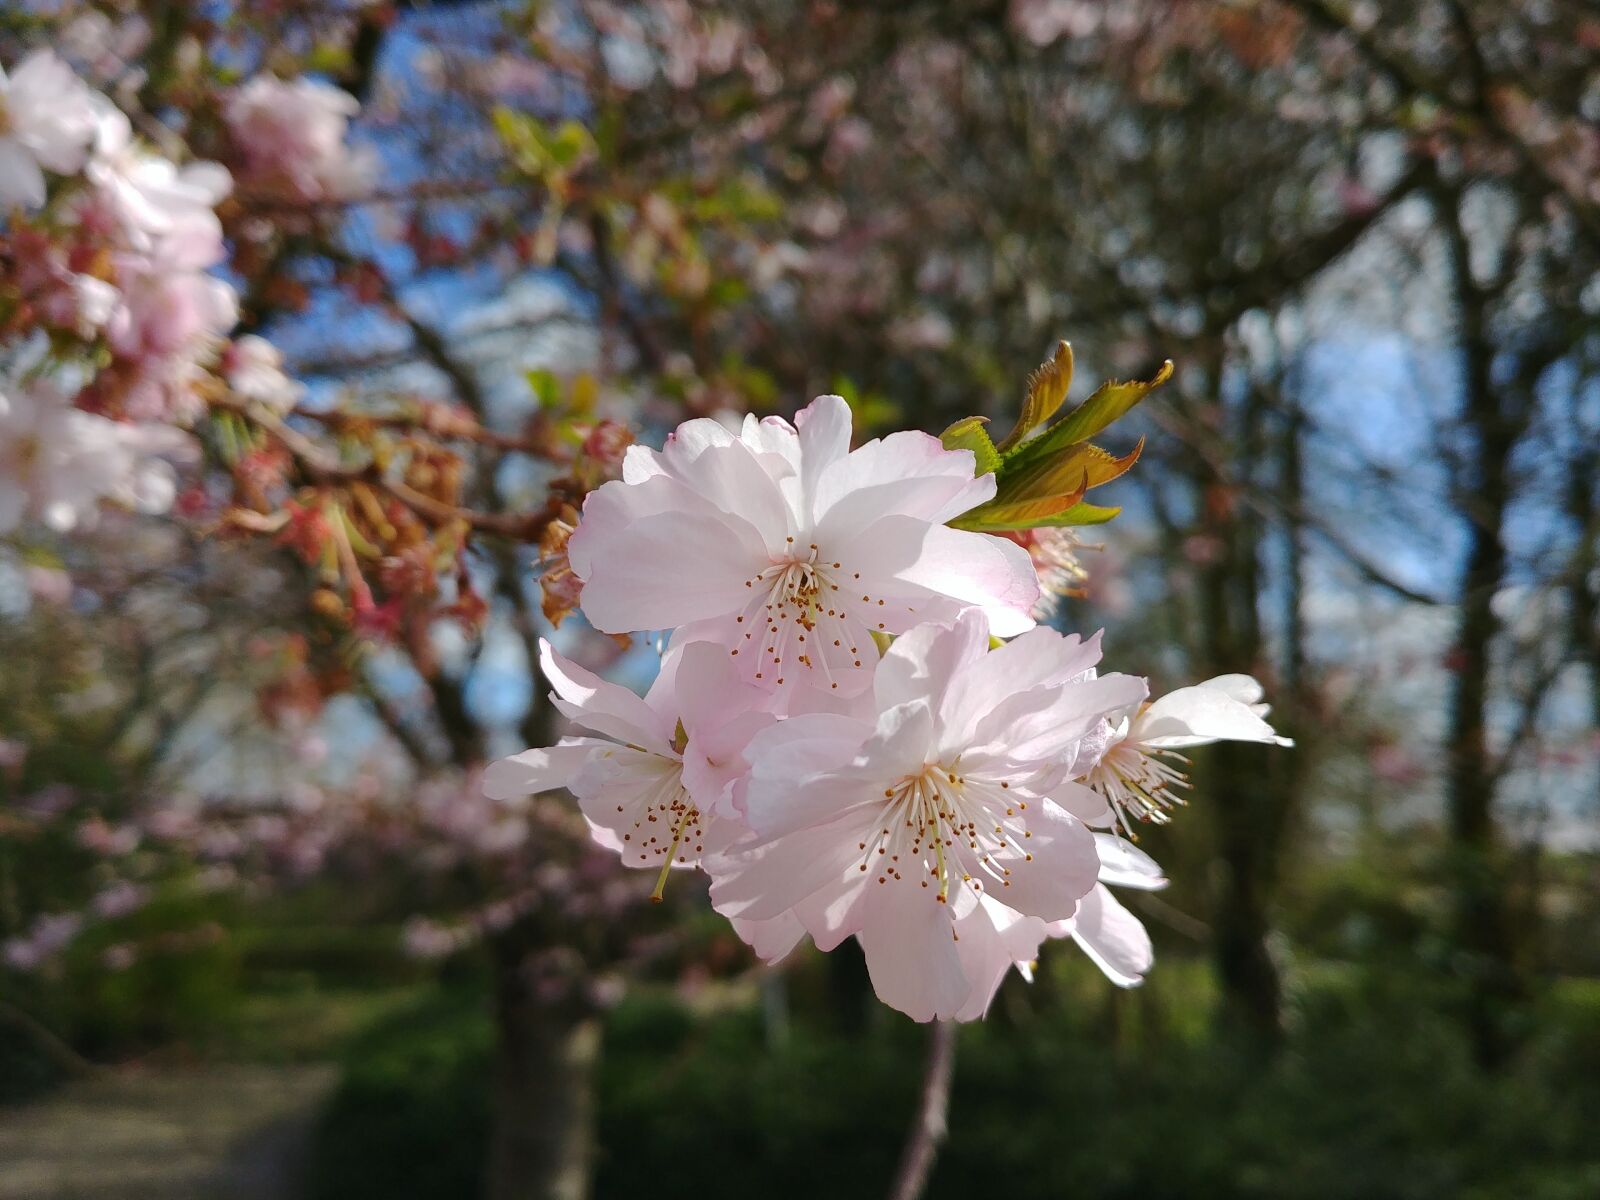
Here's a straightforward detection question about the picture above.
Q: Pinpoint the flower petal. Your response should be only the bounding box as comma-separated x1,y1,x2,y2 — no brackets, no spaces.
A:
856,868,972,1022
1069,884,1153,988
541,640,672,753
568,494,768,634
841,515,1039,638
963,797,1097,924
1093,833,1167,890
731,912,807,963
1133,678,1292,748
482,740,604,801
707,808,878,922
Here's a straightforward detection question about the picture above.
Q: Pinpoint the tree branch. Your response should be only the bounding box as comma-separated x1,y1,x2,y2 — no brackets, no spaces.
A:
887,1020,958,1200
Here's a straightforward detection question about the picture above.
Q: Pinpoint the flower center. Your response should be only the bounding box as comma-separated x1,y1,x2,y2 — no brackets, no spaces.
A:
610,756,704,901
857,764,1033,911
1086,740,1190,837
733,537,890,689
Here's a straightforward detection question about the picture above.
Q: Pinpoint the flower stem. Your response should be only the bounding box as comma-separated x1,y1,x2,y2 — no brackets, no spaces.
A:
886,1019,958,1200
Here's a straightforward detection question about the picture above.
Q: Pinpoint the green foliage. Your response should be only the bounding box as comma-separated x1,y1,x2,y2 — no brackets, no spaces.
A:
492,109,596,180
941,343,1171,532
306,984,493,1200
298,958,1600,1200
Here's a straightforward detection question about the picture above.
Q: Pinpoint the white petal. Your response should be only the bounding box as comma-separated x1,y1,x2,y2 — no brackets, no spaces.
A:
707,808,878,922
0,141,46,208
1093,833,1168,890
1050,780,1116,827
843,516,1039,638
1133,680,1292,749
952,898,1048,1021
793,394,853,507
568,501,768,634
540,640,672,753
811,429,995,538
856,868,971,1022
658,438,792,556
482,741,602,801
961,797,1097,924
936,626,1103,752
1069,884,1154,988
873,611,988,714
730,912,807,963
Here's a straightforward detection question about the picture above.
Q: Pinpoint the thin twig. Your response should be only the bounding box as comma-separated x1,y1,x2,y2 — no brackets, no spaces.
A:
887,1020,958,1200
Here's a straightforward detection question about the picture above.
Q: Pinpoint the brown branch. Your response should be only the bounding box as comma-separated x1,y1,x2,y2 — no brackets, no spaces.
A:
886,1020,958,1200
1278,0,1600,244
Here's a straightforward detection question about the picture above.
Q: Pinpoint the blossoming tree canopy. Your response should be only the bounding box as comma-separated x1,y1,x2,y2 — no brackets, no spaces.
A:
0,38,1290,1025
491,345,1293,1023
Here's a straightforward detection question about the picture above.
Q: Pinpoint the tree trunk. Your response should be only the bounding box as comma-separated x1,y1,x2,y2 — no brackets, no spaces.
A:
1194,376,1293,1045
486,924,601,1200
1438,187,1524,1069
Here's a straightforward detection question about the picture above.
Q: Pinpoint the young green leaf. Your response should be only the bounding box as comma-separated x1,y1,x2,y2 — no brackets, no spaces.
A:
995,340,1074,453
939,416,1002,476
1002,359,1172,474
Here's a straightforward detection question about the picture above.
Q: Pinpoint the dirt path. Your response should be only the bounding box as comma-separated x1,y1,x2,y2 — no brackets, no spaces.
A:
0,1063,336,1200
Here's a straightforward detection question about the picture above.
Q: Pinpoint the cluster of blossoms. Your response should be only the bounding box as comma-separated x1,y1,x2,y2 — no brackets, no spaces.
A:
487,396,1290,1021
0,50,362,534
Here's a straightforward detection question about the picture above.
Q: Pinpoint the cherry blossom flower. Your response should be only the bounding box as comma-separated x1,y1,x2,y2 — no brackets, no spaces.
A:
224,75,376,201
103,255,239,420
1084,674,1293,834
1041,833,1168,987
707,612,1147,1021
0,50,98,208
84,101,232,257
221,335,305,414
568,395,1040,697
0,380,194,532
484,639,777,898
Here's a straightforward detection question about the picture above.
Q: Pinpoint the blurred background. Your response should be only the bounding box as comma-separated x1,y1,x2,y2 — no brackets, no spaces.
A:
2,2,1598,1198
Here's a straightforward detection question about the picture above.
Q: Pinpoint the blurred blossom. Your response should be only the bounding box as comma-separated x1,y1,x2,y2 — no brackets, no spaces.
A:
1008,0,1103,47
101,943,139,971
221,335,304,414
0,380,194,533
58,12,153,80
91,881,150,919
887,310,955,351
402,916,462,961
4,913,84,972
225,76,376,202
1369,741,1427,786
77,815,141,857
194,864,239,893
0,738,27,781
0,50,99,208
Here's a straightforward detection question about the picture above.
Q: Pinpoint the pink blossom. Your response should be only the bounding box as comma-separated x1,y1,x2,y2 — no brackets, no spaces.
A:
221,335,304,414
485,639,778,894
3,912,84,971
0,50,98,208
1083,674,1293,834
568,395,1039,698
103,256,238,419
707,612,1147,1021
84,102,232,259
0,380,195,532
75,815,141,857
402,916,463,961
91,881,150,919
225,75,375,202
